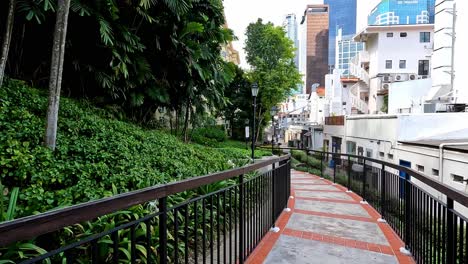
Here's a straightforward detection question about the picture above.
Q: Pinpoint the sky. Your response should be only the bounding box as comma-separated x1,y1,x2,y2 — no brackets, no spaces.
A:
224,0,323,68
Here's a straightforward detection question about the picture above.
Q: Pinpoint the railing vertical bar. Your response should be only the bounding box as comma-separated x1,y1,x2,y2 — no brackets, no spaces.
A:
447,198,454,264
65,251,73,264
145,219,152,264
442,204,447,263
239,174,245,264
223,191,227,264
217,194,221,264
184,204,189,264
459,217,464,263
347,156,351,190
465,218,468,264
159,197,168,264
381,165,386,219
228,189,233,264
248,180,252,255
194,200,199,264
234,183,238,263
112,231,119,264
404,172,411,252
130,225,136,263
256,176,260,245
272,162,276,228
210,195,214,264
320,152,323,178
362,160,367,201
91,240,99,264
174,208,179,264
203,198,207,264
437,202,442,263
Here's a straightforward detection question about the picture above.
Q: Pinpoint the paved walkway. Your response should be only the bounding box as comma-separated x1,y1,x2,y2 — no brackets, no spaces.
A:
247,170,414,264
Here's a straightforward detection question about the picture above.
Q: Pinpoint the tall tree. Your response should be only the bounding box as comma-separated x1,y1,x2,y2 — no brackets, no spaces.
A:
245,19,302,142
0,0,16,87
44,0,71,150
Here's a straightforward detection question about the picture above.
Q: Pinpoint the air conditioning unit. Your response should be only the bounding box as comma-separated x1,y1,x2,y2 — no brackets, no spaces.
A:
394,73,409,82
409,74,417,80
382,83,390,90
382,75,393,83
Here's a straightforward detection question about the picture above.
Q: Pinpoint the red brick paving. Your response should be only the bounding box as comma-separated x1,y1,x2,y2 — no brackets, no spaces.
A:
246,171,415,264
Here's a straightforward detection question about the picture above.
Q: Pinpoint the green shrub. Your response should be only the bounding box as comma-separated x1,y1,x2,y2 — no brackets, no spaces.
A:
0,80,262,218
192,126,227,146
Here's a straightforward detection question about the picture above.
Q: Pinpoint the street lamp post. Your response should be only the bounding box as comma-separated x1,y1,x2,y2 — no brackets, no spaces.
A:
270,106,278,154
251,83,259,162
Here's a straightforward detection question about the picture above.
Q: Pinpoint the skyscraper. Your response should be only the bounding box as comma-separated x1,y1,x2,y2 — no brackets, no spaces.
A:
301,5,329,94
283,14,299,69
324,0,357,68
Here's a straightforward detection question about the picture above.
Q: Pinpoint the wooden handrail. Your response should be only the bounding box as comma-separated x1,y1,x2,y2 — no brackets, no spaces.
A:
0,154,290,246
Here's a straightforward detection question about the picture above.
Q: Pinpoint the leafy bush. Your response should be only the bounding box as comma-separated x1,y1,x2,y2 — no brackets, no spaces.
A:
191,126,227,146
291,150,321,169
0,80,267,219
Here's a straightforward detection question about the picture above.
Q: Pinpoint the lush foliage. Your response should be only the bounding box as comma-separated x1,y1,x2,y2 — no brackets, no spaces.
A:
2,0,234,138
244,19,302,140
191,126,227,147
0,80,263,218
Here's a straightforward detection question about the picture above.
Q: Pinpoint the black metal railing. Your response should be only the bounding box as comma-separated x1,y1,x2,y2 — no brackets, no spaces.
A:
0,155,291,263
279,146,468,264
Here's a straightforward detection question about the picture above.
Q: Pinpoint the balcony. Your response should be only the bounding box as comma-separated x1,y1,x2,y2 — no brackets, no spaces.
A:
1,150,467,264
350,83,369,114
349,51,370,86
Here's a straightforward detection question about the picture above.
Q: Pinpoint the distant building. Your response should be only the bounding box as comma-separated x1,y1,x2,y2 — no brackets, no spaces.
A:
368,0,436,26
324,0,357,68
283,14,299,69
335,28,365,77
356,0,382,32
283,14,301,94
221,14,240,65
352,23,434,114
301,5,329,94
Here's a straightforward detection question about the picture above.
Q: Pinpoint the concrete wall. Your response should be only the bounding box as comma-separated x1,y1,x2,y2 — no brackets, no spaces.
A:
388,79,432,114
397,113,468,141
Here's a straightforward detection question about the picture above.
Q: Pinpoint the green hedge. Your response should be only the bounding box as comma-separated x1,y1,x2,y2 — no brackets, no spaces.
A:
0,80,265,218
291,150,321,169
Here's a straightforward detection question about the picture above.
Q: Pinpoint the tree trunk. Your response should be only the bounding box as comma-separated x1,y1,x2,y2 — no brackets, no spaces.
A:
0,0,16,88
183,100,191,143
44,0,71,150
175,108,179,136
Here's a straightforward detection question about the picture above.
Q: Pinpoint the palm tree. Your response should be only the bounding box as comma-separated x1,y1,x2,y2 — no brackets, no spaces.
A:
44,0,71,150
0,0,16,87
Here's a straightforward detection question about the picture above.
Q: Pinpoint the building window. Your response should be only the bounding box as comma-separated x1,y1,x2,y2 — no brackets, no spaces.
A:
386,32,393,37
399,60,406,69
386,60,392,69
387,153,394,160
417,165,425,172
420,32,430,43
379,152,385,158
452,174,466,184
432,169,439,176
400,32,407,37
366,149,373,158
418,60,430,75
347,141,356,154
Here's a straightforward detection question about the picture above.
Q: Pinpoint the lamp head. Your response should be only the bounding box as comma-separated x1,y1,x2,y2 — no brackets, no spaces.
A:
251,82,259,97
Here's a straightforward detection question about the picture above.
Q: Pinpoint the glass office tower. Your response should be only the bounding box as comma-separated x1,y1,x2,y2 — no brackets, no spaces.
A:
368,0,436,26
324,0,357,68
